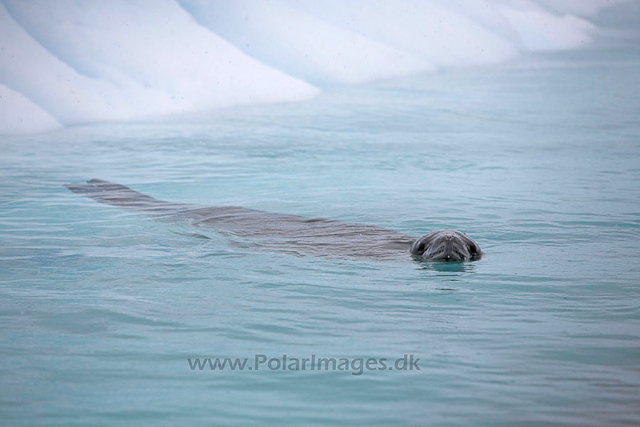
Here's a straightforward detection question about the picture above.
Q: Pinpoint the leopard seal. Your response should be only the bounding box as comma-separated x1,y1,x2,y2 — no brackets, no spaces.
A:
409,230,482,261
64,179,482,262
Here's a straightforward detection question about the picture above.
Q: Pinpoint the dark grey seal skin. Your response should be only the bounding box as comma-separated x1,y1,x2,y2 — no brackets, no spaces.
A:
64,179,482,262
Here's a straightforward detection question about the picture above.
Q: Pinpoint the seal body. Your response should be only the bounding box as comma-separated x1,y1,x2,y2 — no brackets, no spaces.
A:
410,230,482,261
65,180,482,262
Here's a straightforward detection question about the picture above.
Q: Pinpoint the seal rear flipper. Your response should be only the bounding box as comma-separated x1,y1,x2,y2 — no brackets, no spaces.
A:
64,179,180,213
64,179,133,195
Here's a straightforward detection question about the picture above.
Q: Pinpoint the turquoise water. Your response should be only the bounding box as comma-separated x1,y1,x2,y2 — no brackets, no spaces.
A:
2,42,640,425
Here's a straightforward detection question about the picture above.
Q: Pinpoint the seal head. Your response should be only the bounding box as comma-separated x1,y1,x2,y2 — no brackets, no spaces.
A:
410,230,482,261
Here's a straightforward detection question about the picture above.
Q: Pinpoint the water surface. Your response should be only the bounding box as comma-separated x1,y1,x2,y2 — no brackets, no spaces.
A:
1,42,640,426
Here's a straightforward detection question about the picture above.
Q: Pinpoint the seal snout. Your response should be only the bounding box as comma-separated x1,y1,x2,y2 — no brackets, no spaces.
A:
430,237,467,261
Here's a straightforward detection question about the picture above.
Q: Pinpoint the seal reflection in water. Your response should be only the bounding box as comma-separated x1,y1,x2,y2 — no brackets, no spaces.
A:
65,180,482,262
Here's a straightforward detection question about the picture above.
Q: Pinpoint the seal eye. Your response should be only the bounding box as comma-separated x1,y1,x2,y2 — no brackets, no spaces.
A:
468,244,477,255
416,243,426,253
